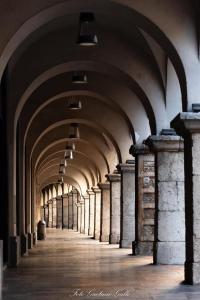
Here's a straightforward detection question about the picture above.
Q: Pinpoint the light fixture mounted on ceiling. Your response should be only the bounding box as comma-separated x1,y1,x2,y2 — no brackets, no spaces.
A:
67,95,83,111
77,12,98,46
59,164,65,175
65,149,74,160
72,72,88,84
66,141,76,151
69,123,80,139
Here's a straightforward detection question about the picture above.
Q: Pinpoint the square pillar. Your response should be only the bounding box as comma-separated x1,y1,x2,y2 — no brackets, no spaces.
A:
56,197,62,229
117,161,135,248
106,173,121,244
77,203,81,232
130,144,155,255
80,200,85,234
98,182,110,242
92,187,101,241
172,112,200,284
68,193,73,229
146,134,185,265
83,195,90,235
52,199,57,228
72,191,78,230
63,195,69,229
87,190,95,237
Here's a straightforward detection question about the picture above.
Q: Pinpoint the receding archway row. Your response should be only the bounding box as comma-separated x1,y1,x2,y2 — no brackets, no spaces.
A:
0,0,200,290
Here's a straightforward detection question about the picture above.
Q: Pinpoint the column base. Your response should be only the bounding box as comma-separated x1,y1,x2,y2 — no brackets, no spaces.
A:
21,234,28,256
8,236,20,267
154,241,185,265
28,233,33,249
84,228,89,235
120,239,133,248
0,240,3,299
88,229,94,236
109,234,120,244
33,232,37,246
133,241,153,255
56,225,62,229
94,231,100,241
185,262,200,285
73,225,78,231
100,234,109,242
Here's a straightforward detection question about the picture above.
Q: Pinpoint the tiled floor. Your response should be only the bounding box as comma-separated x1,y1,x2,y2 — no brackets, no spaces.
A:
2,229,200,300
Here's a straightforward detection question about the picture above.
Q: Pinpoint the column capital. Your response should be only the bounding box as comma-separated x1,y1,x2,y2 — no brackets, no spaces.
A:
87,189,95,196
92,187,101,194
145,134,184,152
117,160,135,173
171,112,200,136
129,144,151,156
106,173,121,182
98,181,110,190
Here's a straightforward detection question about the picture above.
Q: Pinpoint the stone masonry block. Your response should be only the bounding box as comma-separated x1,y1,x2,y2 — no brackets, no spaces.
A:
158,211,185,241
158,181,184,211
157,152,184,181
156,241,185,264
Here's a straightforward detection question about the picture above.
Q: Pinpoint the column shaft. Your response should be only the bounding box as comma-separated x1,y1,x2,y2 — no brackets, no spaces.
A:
172,112,200,284
147,135,185,265
98,182,110,242
118,162,135,248
63,196,69,228
84,195,90,235
68,193,73,229
131,145,155,255
93,188,101,240
107,173,121,244
88,190,95,237
72,192,78,230
80,201,85,234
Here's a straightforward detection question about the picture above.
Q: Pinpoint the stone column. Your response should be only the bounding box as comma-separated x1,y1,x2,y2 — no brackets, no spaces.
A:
130,144,155,256
88,190,95,237
52,198,57,228
63,195,69,228
56,197,62,229
72,191,78,230
68,192,73,229
48,199,53,228
98,182,110,242
83,195,90,235
106,173,121,244
172,112,200,284
92,187,101,240
146,133,185,265
117,161,135,248
80,200,85,234
77,203,81,232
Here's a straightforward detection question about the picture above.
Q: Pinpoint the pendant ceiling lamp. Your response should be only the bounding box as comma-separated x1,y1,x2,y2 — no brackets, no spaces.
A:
77,12,98,46
67,95,82,111
66,141,75,151
69,123,80,139
59,164,65,175
65,149,73,160
72,72,88,84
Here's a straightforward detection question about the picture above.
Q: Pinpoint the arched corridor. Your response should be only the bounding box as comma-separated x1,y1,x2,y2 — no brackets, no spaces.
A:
1,0,200,299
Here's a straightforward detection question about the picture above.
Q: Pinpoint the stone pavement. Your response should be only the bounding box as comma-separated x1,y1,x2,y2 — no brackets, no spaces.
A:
2,229,200,300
